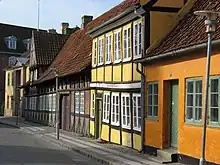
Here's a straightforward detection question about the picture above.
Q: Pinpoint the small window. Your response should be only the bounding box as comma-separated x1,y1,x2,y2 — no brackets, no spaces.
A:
91,93,95,117
147,82,158,119
123,27,131,61
98,38,104,65
114,31,121,63
5,36,17,50
103,93,110,122
80,91,84,114
133,94,141,131
105,35,112,64
75,92,80,113
121,93,131,129
93,41,97,66
111,93,119,125
185,78,202,123
133,21,142,59
209,77,220,124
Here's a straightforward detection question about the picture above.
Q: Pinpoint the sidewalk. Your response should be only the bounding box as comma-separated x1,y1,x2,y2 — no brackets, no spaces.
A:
0,117,183,165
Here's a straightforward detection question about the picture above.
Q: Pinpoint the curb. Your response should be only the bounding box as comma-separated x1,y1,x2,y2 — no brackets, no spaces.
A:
39,134,117,165
0,121,20,129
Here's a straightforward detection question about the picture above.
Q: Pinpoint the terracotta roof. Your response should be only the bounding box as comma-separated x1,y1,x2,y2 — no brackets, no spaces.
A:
36,28,92,83
146,0,220,57
0,23,45,54
33,31,69,66
88,0,140,31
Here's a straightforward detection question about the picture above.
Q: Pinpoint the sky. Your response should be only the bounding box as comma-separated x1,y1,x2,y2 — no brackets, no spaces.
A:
0,0,123,33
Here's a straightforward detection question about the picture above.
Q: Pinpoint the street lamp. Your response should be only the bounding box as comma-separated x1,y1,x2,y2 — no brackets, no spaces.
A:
194,10,220,165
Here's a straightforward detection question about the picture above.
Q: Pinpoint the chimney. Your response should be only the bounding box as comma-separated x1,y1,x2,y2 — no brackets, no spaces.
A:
81,15,93,29
61,22,69,34
48,29,57,34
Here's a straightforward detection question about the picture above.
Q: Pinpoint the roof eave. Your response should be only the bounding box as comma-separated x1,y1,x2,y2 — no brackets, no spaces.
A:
136,39,220,65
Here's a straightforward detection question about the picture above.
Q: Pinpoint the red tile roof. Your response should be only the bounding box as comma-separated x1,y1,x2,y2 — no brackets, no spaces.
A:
36,0,141,83
146,0,220,57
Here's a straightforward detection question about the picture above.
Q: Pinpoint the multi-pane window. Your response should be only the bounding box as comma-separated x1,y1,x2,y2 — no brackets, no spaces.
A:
133,94,141,130
80,92,84,114
210,77,220,124
147,82,158,118
186,79,202,122
121,93,130,128
111,93,119,125
48,94,52,111
93,41,97,66
103,93,110,122
91,93,95,117
133,21,142,59
106,35,112,64
123,27,131,61
75,92,80,113
114,31,121,62
52,94,56,111
98,38,104,65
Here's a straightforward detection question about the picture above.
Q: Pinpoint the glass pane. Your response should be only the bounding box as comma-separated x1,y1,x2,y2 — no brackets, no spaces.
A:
187,81,193,93
186,107,193,120
138,118,141,128
154,95,158,106
187,94,193,106
127,116,130,126
126,106,130,116
138,107,141,118
211,94,218,107
126,97,129,106
195,80,202,93
148,106,152,116
138,97,141,106
210,108,219,122
116,96,119,104
122,97,125,105
211,79,219,92
123,116,126,125
153,84,158,94
195,108,202,121
153,106,158,117
123,106,125,115
195,94,202,107
148,84,152,94
148,95,152,105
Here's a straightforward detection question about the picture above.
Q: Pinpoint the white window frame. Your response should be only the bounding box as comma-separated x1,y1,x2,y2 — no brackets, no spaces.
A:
98,38,104,65
103,93,110,123
91,93,95,118
123,27,131,62
93,41,97,66
133,93,141,131
121,93,131,129
80,91,85,114
133,20,142,59
185,78,202,123
111,93,120,126
75,92,80,114
105,35,112,64
114,30,121,63
147,82,159,119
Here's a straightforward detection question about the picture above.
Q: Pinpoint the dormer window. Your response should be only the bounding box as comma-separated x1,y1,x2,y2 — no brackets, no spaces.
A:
5,36,17,50
23,38,31,51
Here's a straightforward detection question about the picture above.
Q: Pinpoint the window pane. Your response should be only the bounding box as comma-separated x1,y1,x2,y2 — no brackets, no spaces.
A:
148,106,152,116
210,108,219,122
153,106,158,117
186,107,193,120
195,108,202,121
211,94,218,107
153,84,158,94
187,81,194,93
211,79,218,92
195,94,202,107
138,97,141,106
148,84,152,94
154,95,158,106
195,80,202,93
187,94,193,106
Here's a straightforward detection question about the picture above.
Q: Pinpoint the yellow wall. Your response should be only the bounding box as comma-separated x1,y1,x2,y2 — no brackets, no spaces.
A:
111,128,120,144
101,124,109,141
122,63,132,81
145,51,220,164
122,131,131,147
90,121,95,136
4,70,13,116
105,66,112,82
133,133,141,151
154,0,185,8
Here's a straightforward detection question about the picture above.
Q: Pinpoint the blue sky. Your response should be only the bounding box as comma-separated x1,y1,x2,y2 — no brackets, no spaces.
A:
0,0,122,32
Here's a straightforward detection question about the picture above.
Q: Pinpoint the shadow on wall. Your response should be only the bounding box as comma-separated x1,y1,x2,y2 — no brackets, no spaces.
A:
0,145,90,164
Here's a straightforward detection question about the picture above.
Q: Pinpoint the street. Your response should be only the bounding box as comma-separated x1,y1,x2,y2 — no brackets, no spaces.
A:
0,124,101,165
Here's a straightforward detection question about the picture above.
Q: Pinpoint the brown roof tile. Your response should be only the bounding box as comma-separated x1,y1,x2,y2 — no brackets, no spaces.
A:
147,0,220,57
33,31,69,66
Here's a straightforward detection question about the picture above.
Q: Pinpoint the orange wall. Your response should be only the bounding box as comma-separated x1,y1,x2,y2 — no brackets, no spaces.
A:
145,51,220,164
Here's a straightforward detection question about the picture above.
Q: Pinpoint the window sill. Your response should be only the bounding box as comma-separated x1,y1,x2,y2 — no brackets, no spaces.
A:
105,61,111,65
184,120,202,126
111,122,120,126
147,116,158,121
114,60,121,64
122,125,131,130
208,123,220,128
123,58,131,63
133,127,141,132
133,55,142,60
102,120,109,124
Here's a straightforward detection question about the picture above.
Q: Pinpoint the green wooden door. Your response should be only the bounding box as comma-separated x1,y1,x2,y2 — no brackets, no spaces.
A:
171,80,179,148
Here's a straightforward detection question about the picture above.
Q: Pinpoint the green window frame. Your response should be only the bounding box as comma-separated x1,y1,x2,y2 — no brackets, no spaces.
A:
185,78,203,124
147,82,158,120
209,76,220,125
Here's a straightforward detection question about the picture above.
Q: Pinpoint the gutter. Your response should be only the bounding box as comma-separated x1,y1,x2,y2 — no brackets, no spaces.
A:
137,39,220,64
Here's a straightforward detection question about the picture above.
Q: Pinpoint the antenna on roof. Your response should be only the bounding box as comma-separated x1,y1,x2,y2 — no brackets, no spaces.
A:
37,0,40,31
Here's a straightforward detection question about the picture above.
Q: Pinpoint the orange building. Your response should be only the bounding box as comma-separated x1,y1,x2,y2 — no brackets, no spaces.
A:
137,0,220,164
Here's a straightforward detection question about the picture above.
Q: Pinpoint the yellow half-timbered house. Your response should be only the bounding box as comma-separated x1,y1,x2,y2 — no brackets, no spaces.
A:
88,0,186,151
